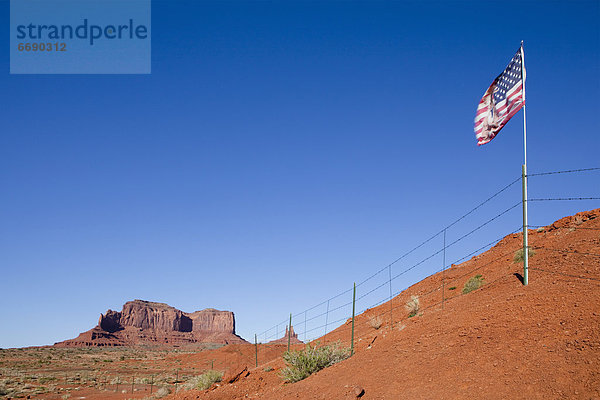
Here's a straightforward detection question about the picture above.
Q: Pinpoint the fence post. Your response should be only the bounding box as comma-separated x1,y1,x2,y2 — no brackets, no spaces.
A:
442,229,446,309
304,310,307,343
324,300,330,342
522,164,529,285
388,265,393,328
175,369,179,392
254,334,258,367
350,282,356,356
131,375,134,393
287,313,292,352
150,375,153,394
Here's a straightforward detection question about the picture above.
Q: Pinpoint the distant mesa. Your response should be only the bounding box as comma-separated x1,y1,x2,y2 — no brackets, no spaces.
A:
268,325,303,344
54,299,248,347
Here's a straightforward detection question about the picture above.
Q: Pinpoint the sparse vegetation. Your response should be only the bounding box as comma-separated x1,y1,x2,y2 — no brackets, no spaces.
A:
405,295,420,317
0,346,215,399
368,316,383,330
448,286,457,290
462,274,485,294
184,370,223,390
281,342,351,383
263,366,274,372
144,386,170,399
513,247,536,263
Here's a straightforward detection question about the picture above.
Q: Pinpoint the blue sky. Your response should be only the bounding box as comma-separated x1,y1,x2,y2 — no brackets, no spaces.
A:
1,1,599,348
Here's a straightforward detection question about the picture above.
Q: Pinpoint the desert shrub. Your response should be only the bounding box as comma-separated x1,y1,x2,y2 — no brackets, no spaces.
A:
38,376,56,384
143,386,170,399
397,324,406,331
448,286,457,290
462,274,485,294
263,366,274,372
184,370,223,390
368,316,382,330
513,247,536,263
405,295,420,317
281,342,350,383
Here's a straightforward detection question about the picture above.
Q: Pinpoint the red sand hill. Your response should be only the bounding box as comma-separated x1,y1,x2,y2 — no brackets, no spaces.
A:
166,208,600,400
55,300,248,347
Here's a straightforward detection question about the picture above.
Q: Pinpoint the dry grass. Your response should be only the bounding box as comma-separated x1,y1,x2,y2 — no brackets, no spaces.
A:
513,247,536,263
462,274,485,294
405,295,420,317
368,316,383,330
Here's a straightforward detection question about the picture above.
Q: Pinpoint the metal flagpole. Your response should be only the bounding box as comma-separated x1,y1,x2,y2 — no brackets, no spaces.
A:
520,40,529,286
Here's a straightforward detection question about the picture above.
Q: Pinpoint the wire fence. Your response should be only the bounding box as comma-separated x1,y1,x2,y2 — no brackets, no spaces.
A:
253,167,599,363
58,368,204,395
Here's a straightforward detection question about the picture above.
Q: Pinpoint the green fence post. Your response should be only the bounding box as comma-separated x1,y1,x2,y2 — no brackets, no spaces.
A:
442,229,446,309
350,282,356,356
388,265,393,328
287,313,292,353
522,164,529,285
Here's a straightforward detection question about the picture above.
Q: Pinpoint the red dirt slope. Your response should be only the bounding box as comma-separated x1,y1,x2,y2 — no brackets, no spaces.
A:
168,208,600,400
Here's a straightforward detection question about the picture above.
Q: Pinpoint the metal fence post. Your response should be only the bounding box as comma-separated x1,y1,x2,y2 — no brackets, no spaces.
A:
388,265,393,328
287,313,292,352
304,310,307,343
522,164,529,285
324,300,330,342
350,283,356,356
255,333,258,367
175,370,178,392
442,229,446,309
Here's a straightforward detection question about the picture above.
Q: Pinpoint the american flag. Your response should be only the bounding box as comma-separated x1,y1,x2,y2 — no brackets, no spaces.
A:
474,46,525,145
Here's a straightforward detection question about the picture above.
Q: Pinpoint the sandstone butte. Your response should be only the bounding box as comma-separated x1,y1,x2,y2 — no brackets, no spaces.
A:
267,326,303,345
54,300,248,347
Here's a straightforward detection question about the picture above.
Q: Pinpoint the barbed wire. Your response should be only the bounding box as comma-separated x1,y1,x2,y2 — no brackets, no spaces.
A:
355,176,521,288
264,198,557,340
529,197,600,202
312,267,517,346
528,225,600,231
257,176,523,337
528,167,600,177
529,268,600,283
532,247,600,258
297,246,519,343
254,167,599,345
